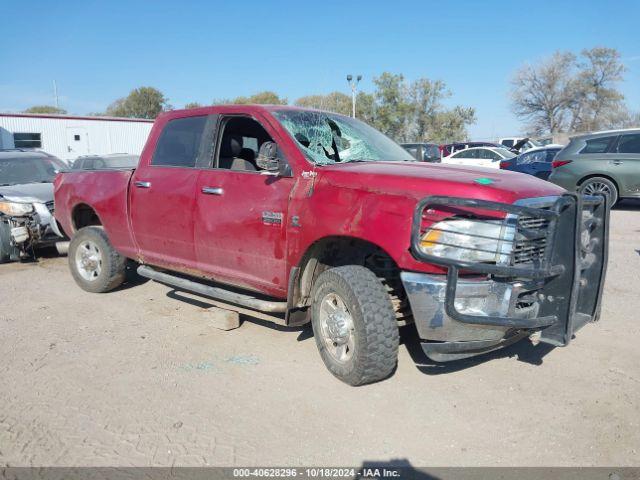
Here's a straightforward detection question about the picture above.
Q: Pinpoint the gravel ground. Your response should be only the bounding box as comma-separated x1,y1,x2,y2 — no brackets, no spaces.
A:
1,202,639,467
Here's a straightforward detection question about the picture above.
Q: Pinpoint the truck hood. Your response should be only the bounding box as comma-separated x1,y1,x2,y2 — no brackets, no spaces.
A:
0,182,54,204
319,161,564,203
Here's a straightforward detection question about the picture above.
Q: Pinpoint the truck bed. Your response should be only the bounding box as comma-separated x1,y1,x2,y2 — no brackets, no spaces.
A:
54,169,138,259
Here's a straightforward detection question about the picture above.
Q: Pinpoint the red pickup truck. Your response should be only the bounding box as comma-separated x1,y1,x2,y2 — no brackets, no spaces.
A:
54,105,609,385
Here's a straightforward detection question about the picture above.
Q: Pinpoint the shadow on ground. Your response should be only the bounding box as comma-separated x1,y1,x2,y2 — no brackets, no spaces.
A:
400,324,555,376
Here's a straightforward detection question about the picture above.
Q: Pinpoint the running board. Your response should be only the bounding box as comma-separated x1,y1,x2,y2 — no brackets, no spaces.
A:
136,265,288,313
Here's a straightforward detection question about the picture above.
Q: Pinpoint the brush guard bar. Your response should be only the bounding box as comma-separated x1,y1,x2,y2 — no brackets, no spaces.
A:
409,194,609,346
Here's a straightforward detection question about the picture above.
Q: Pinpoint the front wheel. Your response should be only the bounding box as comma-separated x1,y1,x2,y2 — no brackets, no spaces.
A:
580,177,618,206
68,226,126,293
311,265,399,386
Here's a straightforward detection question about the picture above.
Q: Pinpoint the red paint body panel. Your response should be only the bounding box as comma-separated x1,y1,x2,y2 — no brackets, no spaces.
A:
54,105,565,300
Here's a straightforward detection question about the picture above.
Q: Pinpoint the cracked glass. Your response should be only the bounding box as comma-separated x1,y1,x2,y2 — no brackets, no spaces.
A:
272,110,415,165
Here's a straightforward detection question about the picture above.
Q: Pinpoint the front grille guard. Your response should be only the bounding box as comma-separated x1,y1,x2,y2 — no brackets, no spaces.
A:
409,194,609,346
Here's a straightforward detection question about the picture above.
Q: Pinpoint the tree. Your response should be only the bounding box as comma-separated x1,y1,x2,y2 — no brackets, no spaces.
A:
293,73,475,143
372,73,413,141
570,47,626,132
511,51,577,135
367,73,475,142
23,105,67,114
216,91,288,105
184,102,203,109
295,92,352,115
106,87,170,119
511,47,627,135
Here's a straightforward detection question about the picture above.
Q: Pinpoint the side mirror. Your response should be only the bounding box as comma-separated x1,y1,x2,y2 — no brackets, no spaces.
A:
256,141,280,172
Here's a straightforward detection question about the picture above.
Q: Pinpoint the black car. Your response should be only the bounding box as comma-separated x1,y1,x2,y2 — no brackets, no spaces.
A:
400,143,440,163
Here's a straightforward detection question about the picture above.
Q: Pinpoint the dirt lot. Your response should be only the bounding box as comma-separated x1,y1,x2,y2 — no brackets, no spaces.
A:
1,202,639,467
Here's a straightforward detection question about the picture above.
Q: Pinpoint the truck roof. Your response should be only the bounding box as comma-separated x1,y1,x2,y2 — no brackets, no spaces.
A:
161,104,348,120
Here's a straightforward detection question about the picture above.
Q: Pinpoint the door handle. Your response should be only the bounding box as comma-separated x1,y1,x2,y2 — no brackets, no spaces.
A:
611,160,623,166
202,187,224,195
134,181,151,188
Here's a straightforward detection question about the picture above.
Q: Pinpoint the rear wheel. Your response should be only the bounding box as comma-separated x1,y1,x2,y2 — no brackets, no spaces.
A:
68,226,126,293
580,177,618,206
310,265,399,386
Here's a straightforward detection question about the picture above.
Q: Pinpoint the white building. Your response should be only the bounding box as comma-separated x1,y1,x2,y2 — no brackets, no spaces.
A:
0,113,154,162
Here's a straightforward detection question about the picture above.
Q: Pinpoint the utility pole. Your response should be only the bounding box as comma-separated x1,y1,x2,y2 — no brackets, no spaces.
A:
346,74,362,118
53,80,59,109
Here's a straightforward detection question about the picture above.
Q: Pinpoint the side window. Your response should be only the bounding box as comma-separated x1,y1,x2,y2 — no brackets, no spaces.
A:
478,149,500,160
545,150,560,162
580,136,616,154
452,149,474,158
616,134,640,154
501,139,514,148
216,116,275,172
151,116,209,167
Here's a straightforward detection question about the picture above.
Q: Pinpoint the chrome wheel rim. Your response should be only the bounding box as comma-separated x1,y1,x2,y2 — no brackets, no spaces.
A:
75,240,102,281
582,181,613,199
318,292,355,363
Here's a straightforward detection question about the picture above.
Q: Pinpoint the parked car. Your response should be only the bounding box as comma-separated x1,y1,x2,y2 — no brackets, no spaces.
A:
499,137,541,152
400,143,440,162
441,146,516,168
0,150,67,262
548,128,640,205
54,105,608,386
72,153,139,170
440,141,506,157
499,145,563,180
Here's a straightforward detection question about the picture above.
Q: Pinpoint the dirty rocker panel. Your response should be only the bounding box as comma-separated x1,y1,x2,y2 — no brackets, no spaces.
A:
407,194,609,358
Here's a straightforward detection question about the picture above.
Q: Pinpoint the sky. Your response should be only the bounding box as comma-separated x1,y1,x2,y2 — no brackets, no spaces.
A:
1,0,639,139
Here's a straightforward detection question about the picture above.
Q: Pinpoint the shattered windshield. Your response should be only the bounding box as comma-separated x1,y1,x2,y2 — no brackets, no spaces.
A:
272,110,415,165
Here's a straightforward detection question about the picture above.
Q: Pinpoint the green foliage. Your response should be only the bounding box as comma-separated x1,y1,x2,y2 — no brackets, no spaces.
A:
217,91,288,105
105,87,170,119
293,73,475,143
23,105,67,114
184,102,204,109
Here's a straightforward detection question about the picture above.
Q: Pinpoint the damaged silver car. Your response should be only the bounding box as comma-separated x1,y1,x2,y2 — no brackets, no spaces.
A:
0,150,67,263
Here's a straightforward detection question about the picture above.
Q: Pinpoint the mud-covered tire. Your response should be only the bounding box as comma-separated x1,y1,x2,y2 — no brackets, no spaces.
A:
68,226,126,293
311,265,399,386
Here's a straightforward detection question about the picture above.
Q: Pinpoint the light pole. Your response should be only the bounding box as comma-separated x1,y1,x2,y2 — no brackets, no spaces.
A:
346,74,362,118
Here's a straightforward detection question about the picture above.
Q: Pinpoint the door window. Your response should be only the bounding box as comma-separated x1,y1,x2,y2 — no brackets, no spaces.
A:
580,136,616,154
215,116,275,172
501,139,514,148
478,149,500,160
151,115,211,168
451,149,477,159
616,134,640,154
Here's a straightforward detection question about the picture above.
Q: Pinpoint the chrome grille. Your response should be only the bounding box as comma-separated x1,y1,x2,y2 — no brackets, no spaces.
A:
512,215,550,265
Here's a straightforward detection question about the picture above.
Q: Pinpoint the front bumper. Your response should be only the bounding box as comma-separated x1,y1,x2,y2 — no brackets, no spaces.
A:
1,202,62,260
403,194,609,361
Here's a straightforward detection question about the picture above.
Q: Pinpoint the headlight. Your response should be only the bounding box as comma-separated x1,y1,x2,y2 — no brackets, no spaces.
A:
0,201,34,216
420,218,515,263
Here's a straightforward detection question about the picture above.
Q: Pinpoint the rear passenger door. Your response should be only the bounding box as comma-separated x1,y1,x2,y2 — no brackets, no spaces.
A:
129,114,216,271
610,133,640,196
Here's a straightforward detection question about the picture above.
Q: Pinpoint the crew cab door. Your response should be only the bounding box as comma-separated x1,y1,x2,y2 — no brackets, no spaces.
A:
194,114,294,296
129,114,216,271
